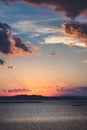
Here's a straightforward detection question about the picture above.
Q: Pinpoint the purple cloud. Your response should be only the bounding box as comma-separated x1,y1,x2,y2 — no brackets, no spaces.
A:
2,88,32,93
56,86,87,96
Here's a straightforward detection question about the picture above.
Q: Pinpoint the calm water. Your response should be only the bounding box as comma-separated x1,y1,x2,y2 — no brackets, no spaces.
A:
0,100,87,130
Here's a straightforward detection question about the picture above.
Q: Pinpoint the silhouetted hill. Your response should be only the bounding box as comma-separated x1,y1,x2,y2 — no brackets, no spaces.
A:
0,95,87,103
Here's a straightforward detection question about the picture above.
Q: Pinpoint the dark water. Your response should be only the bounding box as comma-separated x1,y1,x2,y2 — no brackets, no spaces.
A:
0,100,87,130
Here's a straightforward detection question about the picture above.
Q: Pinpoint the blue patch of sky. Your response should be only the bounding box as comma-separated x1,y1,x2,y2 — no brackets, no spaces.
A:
0,1,71,46
0,1,69,27
0,1,86,52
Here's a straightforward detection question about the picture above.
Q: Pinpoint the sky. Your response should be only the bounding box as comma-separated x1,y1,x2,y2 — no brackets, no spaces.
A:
0,0,87,96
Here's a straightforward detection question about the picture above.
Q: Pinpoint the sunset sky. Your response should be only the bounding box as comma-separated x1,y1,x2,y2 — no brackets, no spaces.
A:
0,0,87,96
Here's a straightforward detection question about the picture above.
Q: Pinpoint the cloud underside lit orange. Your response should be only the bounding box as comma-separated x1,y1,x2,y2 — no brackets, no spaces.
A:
0,22,42,67
1,86,87,96
62,21,87,46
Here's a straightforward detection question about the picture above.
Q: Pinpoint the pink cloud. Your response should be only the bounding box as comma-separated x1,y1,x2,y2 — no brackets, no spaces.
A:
49,52,58,56
2,88,32,93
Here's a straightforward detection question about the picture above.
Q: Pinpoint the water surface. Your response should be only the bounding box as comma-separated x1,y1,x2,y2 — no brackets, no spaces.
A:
0,100,87,130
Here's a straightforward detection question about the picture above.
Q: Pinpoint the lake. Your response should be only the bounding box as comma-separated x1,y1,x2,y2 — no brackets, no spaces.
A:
0,100,87,130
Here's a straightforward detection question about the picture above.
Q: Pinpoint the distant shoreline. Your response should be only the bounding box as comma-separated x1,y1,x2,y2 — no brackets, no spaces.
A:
0,95,87,101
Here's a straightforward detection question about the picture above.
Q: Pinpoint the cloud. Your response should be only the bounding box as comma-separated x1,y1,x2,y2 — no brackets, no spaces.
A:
31,45,42,56
0,22,42,68
2,0,87,19
8,66,15,69
49,52,58,56
0,22,32,56
48,86,52,88
0,59,5,65
0,22,41,69
32,51,42,56
32,87,47,92
2,89,7,93
68,42,77,48
62,21,87,46
0,58,15,69
0,22,11,54
56,87,76,92
81,59,87,63
12,21,57,35
2,88,31,93
45,35,85,47
78,87,87,91
32,45,40,51
56,86,87,96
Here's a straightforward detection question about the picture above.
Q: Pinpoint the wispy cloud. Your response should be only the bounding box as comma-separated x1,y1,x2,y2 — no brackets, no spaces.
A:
12,21,57,35
30,45,42,56
81,59,87,63
2,88,31,93
32,88,47,92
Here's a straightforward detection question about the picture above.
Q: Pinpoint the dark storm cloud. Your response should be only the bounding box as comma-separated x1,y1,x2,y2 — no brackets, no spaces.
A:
1,0,87,19
62,21,87,46
0,59,5,65
0,22,32,56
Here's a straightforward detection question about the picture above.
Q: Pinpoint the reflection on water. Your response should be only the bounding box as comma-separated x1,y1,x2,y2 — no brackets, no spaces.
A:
0,100,87,130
